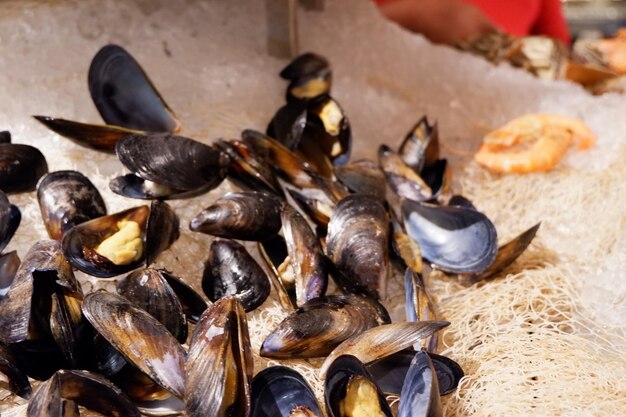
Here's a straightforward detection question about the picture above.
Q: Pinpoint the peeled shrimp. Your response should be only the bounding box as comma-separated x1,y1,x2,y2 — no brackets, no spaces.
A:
475,114,596,174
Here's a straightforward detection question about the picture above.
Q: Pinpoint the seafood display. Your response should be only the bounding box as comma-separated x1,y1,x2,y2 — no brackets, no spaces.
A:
0,45,549,417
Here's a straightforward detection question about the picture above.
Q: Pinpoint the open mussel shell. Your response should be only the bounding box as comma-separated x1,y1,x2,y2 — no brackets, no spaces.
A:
0,342,31,398
460,223,541,285
402,200,498,274
117,268,187,343
397,351,442,417
281,205,328,306
305,95,351,166
367,350,464,396
0,143,48,193
82,291,186,399
215,139,283,196
258,235,298,312
399,116,439,173
202,239,270,312
325,355,393,417
0,240,80,345
88,44,180,133
281,52,332,101
33,116,144,153
379,144,433,202
260,295,390,359
267,100,308,150
145,200,180,266
159,270,209,323
326,194,389,299
190,191,283,241
62,206,149,278
0,190,20,252
404,269,438,352
28,369,140,417
280,52,330,82
320,321,450,377
421,159,452,202
0,251,20,299
37,170,107,240
334,159,386,200
113,134,228,197
286,188,333,231
251,366,322,417
185,296,253,417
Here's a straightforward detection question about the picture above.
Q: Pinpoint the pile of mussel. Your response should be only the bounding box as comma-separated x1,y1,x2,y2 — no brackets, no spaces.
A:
0,45,542,417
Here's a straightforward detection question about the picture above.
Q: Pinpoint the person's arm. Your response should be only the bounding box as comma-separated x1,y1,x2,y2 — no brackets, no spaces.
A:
531,0,570,45
376,0,495,44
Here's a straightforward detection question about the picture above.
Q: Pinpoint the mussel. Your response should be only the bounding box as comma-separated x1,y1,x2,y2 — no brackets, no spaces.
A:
402,199,498,274
459,223,540,285
260,295,390,359
37,171,107,240
0,342,31,398
88,44,180,133
111,134,229,199
0,251,20,299
185,296,252,417
82,291,186,399
202,239,270,312
28,369,141,417
117,268,188,343
379,144,432,202
326,194,389,299
190,191,283,241
62,201,179,278
0,142,48,193
397,351,442,417
280,52,332,101
251,366,322,417
325,355,392,417
398,116,439,173
0,189,20,252
334,159,386,201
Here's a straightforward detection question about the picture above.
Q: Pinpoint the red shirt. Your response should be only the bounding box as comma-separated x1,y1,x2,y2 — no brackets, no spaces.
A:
375,0,571,44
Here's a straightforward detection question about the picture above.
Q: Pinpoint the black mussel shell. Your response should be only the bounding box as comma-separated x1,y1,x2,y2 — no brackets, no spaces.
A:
37,170,107,240
448,194,476,210
33,116,144,153
0,240,80,345
397,351,442,417
367,350,464,396
379,144,432,202
305,95,351,166
460,223,541,285
62,206,149,278
0,342,31,398
421,159,452,202
115,134,228,194
280,52,330,81
399,116,439,173
258,235,298,312
282,205,328,306
402,200,498,274
88,44,180,133
90,333,127,377
261,295,390,359
325,355,393,417
326,194,389,299
286,188,332,231
251,366,322,417
110,173,190,200
202,239,270,312
0,190,20,252
145,200,179,266
28,369,140,417
160,270,209,323
117,268,188,343
267,100,308,150
281,53,332,102
190,191,283,241
185,297,252,417
0,143,48,193
0,251,20,299
215,139,283,196
82,291,186,398
334,159,386,200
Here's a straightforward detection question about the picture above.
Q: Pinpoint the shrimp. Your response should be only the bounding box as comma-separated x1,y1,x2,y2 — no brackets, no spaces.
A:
474,114,596,174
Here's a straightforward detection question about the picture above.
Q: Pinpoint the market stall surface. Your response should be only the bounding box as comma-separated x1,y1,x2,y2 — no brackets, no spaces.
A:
0,0,625,416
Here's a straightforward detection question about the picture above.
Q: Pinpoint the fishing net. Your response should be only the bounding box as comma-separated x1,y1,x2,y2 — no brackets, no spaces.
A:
1,0,625,416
